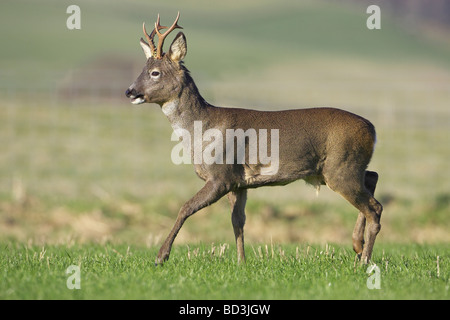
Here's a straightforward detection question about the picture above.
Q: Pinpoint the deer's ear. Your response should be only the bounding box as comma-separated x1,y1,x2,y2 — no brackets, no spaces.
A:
168,32,187,62
140,38,153,59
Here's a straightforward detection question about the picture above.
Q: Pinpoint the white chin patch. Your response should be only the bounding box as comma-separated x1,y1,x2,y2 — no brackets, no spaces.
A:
131,96,145,105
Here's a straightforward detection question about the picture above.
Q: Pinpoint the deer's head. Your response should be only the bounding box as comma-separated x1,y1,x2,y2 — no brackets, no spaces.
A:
126,12,187,106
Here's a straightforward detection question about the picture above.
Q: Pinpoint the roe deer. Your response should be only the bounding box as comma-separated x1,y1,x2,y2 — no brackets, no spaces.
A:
125,13,383,265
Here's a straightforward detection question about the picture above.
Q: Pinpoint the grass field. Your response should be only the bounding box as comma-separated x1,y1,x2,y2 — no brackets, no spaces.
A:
0,242,447,300
1,0,449,300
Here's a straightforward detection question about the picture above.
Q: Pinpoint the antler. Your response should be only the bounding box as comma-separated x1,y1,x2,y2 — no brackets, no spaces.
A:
142,12,182,59
155,12,183,59
142,23,157,57
142,16,166,58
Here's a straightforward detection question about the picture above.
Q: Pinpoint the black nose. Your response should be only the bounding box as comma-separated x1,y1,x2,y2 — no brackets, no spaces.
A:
125,88,134,97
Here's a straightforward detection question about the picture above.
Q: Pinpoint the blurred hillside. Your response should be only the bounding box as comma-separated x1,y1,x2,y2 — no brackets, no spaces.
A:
348,0,450,26
1,0,449,101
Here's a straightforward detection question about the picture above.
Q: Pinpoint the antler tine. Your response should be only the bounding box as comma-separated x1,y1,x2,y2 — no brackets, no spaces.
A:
154,12,183,59
154,14,168,32
142,22,157,57
142,14,168,58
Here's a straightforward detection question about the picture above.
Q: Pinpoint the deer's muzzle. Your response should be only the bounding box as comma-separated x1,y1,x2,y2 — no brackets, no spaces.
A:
125,88,145,105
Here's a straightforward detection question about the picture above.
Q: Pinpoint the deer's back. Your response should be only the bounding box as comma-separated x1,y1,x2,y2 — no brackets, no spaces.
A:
217,106,376,155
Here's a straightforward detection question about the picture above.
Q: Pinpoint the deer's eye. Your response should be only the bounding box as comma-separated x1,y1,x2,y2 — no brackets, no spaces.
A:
150,70,161,78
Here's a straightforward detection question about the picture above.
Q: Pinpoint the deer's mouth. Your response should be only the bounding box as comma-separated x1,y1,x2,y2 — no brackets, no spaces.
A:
125,88,146,105
130,94,145,105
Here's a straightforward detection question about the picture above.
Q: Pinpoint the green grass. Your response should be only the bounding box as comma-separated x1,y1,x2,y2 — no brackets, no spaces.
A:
1,242,447,299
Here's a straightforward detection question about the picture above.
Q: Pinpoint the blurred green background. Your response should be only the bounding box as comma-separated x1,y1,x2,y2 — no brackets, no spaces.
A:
0,0,449,247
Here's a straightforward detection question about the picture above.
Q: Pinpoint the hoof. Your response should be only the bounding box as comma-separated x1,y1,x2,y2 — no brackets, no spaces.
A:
360,255,370,265
155,255,168,266
352,239,364,255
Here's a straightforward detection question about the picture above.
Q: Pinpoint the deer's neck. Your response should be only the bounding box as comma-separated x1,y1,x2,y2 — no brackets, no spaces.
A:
161,79,213,133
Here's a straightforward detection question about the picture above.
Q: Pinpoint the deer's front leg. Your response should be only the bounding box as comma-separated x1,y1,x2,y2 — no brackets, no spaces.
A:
156,180,228,265
227,189,247,263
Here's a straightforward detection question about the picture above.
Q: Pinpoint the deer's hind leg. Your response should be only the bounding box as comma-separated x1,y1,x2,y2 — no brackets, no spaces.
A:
325,168,383,263
352,171,379,256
